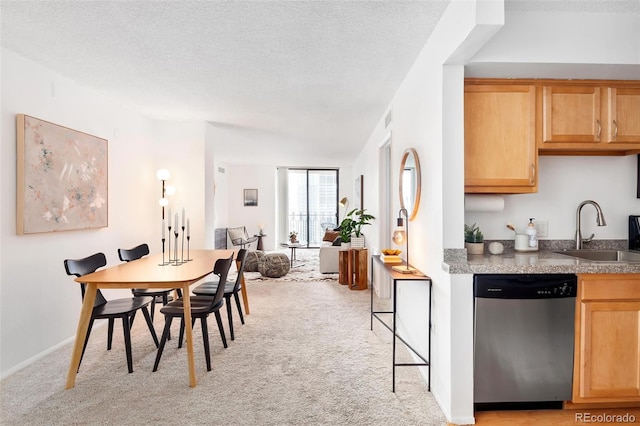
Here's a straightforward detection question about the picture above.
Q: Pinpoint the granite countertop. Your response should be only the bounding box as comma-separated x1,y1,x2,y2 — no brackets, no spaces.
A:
443,239,640,275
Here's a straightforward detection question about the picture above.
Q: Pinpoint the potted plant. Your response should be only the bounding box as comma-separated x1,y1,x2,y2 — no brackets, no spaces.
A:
350,208,375,248
464,223,484,255
289,230,298,243
338,216,355,248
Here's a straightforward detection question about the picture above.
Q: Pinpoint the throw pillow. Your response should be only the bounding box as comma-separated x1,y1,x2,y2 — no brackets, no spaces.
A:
323,230,340,242
332,236,342,246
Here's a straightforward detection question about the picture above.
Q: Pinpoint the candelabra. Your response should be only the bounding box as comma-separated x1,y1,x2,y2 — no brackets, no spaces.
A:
172,227,181,265
166,221,172,266
159,237,170,266
185,218,192,261
160,207,190,266
181,225,186,263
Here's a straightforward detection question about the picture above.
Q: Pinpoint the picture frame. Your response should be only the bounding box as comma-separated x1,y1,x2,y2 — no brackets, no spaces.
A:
355,175,363,210
244,188,258,206
16,114,108,235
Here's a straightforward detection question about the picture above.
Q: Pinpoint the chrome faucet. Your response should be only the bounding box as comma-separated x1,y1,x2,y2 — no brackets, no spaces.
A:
575,200,607,249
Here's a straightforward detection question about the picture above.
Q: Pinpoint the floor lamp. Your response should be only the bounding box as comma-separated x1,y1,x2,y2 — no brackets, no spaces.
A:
339,197,349,221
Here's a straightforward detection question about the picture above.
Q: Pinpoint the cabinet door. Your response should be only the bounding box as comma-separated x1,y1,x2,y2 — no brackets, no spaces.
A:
607,87,640,143
573,274,640,403
464,84,537,193
577,300,640,399
542,85,602,144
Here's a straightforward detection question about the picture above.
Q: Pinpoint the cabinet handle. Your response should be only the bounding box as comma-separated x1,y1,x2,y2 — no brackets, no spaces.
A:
612,120,618,140
530,163,535,185
596,119,602,140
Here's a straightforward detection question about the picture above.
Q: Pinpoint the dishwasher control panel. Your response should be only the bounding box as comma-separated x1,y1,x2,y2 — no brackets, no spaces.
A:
474,274,577,299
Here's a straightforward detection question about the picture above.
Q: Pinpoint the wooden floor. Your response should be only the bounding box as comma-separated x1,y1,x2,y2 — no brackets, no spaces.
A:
449,407,640,425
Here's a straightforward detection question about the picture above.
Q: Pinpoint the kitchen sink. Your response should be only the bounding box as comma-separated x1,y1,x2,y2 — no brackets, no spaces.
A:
553,249,640,263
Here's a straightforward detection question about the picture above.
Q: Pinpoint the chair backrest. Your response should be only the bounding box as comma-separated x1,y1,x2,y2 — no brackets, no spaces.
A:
227,227,248,246
207,254,234,308
232,249,248,291
63,252,108,307
118,243,150,262
321,222,337,232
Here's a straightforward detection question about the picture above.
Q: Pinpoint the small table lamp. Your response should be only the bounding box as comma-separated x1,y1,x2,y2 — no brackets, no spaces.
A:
392,208,416,273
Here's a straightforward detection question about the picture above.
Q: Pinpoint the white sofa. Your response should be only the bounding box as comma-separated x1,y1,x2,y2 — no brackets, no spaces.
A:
319,241,341,273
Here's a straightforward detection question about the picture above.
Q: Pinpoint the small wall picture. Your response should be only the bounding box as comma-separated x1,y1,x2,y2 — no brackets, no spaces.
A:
244,188,258,206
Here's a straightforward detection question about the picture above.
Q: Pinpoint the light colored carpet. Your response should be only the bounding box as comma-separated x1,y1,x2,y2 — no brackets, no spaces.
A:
244,248,339,282
1,251,446,425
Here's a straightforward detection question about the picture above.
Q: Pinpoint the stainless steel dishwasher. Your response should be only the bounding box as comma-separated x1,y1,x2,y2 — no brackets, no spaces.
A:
473,274,577,409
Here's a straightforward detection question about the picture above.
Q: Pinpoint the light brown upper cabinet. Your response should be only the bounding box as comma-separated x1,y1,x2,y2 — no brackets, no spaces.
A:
539,81,640,155
464,82,538,194
607,86,640,143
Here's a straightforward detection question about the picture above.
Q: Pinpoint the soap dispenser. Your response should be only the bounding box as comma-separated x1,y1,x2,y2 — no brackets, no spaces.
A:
526,218,538,249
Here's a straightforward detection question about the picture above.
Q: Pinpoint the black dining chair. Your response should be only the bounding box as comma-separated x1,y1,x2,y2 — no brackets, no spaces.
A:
117,243,181,322
153,254,234,372
191,248,248,341
64,252,159,373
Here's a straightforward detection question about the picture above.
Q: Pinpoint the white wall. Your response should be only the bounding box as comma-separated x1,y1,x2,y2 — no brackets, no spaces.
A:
204,122,217,248
224,165,277,250
223,165,353,250
0,48,157,377
467,155,640,241
153,121,207,250
471,11,640,66
353,1,502,422
465,9,640,239
354,3,639,424
0,48,211,378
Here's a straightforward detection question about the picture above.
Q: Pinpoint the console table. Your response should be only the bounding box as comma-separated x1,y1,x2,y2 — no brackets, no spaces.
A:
370,255,431,392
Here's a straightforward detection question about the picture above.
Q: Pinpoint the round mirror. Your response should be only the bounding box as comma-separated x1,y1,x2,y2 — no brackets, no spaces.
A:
399,148,421,221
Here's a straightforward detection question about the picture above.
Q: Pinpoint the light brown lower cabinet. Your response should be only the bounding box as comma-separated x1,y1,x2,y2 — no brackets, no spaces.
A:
573,274,640,404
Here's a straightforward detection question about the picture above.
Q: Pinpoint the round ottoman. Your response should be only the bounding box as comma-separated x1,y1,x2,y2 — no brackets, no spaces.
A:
259,253,290,278
244,250,264,272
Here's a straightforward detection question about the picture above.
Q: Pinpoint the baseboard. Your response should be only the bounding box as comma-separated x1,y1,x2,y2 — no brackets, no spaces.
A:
564,401,640,409
1,321,108,380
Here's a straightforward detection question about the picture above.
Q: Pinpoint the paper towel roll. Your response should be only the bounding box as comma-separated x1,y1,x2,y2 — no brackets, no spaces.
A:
464,194,505,212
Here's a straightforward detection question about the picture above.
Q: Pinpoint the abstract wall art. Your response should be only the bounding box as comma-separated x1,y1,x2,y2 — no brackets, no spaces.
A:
16,114,108,234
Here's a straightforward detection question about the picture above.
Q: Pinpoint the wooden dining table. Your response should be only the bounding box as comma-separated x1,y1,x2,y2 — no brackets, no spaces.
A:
66,249,236,389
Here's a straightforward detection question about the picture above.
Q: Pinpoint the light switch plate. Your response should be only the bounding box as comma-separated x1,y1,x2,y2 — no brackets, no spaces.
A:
535,220,548,238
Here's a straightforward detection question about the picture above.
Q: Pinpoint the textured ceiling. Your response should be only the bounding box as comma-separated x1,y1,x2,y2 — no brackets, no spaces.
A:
2,1,637,166
1,0,449,166
505,0,639,13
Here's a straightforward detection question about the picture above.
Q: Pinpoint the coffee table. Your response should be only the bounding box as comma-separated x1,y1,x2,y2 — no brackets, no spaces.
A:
280,242,304,267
